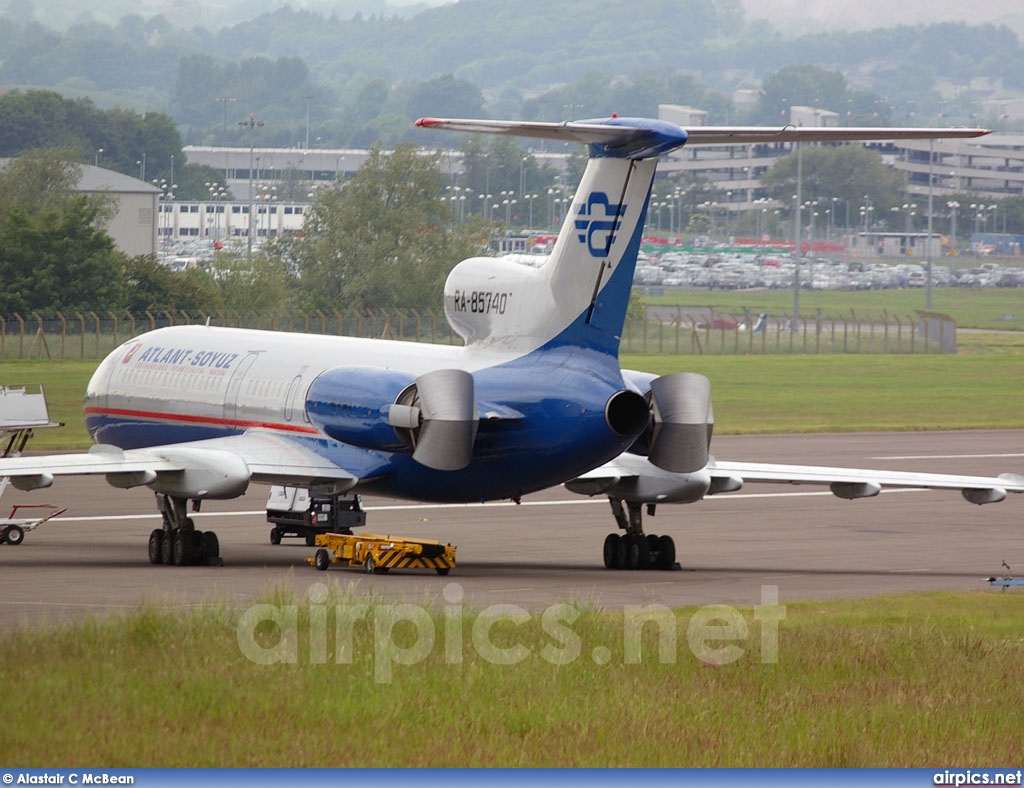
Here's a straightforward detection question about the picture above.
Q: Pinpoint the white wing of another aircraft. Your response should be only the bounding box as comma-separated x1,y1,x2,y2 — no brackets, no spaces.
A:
0,115,1005,571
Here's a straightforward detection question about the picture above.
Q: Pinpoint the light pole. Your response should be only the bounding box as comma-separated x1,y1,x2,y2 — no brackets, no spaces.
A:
153,178,176,261
947,201,959,249
725,190,732,242
500,191,515,224
925,139,935,308
524,193,538,232
239,113,265,256
206,181,228,244
94,148,104,167
303,94,314,149
217,96,237,181
792,143,803,325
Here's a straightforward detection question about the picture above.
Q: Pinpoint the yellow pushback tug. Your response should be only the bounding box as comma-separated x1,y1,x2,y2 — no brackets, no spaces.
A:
307,532,456,575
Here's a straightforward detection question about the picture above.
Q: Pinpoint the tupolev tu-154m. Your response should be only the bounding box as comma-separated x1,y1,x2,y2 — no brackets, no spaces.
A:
0,115,1019,569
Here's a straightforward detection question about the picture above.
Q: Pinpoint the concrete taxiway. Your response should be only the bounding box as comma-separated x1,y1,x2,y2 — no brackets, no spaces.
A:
1,430,1022,628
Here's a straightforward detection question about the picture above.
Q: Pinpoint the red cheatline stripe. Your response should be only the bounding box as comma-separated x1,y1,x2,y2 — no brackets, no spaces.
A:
83,406,320,435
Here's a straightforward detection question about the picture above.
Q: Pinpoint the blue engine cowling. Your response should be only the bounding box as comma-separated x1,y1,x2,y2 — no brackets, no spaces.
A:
305,366,416,453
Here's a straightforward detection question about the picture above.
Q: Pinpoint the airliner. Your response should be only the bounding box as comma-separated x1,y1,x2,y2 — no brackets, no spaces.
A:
0,115,1019,569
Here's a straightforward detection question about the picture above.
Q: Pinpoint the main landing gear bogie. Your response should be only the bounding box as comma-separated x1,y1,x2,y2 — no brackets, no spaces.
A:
148,494,223,567
602,498,677,571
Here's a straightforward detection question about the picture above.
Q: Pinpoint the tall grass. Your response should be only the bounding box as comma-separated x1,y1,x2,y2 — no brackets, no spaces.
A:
3,586,1023,766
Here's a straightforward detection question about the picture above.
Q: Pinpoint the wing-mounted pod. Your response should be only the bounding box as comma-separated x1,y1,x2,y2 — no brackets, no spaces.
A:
643,372,714,473
831,481,882,500
147,446,251,499
306,366,479,471
962,474,1024,504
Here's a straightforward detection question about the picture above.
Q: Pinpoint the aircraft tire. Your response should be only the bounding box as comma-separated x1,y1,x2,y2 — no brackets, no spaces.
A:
615,536,630,569
314,548,330,571
161,529,175,565
148,529,164,564
173,529,194,566
202,531,220,560
624,535,642,570
656,535,676,570
5,524,24,546
270,527,282,545
646,534,660,554
603,533,621,569
635,535,652,570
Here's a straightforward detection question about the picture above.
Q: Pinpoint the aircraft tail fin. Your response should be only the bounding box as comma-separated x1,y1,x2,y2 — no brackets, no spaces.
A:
420,117,688,356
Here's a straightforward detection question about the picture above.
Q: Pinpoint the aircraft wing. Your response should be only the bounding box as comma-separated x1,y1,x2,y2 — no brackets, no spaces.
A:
566,453,1024,506
0,431,359,499
681,126,990,144
417,117,990,147
708,458,1024,504
416,117,649,145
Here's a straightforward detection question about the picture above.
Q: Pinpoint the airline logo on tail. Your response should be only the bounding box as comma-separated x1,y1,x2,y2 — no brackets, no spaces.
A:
575,192,626,258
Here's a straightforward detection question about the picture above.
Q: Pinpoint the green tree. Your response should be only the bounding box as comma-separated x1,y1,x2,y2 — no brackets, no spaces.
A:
760,144,906,226
0,198,128,314
0,90,184,182
753,65,849,125
274,142,481,313
207,251,291,315
0,148,84,222
123,255,222,315
398,74,486,124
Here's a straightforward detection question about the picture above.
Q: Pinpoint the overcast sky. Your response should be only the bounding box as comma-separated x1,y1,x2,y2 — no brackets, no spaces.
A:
20,0,1024,35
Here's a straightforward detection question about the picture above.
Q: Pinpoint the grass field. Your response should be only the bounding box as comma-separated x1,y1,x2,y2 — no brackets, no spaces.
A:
3,586,1023,766
645,286,1024,331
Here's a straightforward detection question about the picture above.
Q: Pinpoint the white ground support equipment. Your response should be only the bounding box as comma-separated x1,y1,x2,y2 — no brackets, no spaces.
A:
0,385,65,545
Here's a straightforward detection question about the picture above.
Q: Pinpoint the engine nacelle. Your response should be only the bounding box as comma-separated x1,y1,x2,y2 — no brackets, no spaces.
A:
626,371,714,474
306,366,480,470
306,366,416,453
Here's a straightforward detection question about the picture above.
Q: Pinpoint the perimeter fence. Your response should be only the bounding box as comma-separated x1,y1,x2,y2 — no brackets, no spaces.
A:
0,307,954,361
